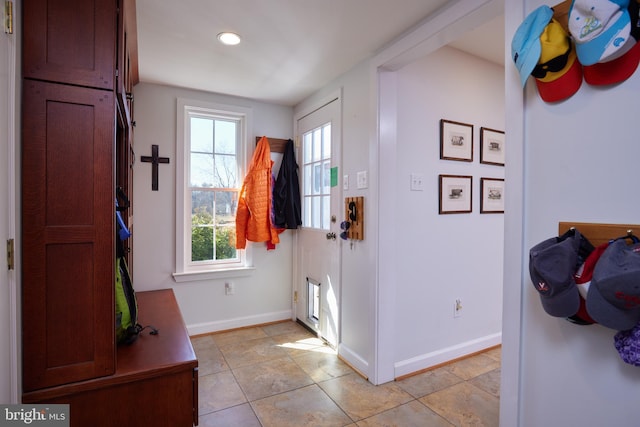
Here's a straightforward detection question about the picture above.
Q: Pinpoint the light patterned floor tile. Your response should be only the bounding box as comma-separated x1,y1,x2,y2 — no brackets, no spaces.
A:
198,403,261,427
469,368,501,398
396,366,464,398
444,354,500,381
218,336,289,369
294,349,354,382
318,373,413,421
419,382,499,427
251,384,353,427
199,371,247,415
356,400,453,427
233,357,314,401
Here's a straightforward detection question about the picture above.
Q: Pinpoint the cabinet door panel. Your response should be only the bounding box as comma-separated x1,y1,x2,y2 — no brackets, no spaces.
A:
22,80,115,392
23,0,116,89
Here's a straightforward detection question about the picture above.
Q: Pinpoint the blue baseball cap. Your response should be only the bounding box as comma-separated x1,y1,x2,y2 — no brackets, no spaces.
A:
569,0,632,66
529,229,594,318
587,240,640,331
511,5,554,87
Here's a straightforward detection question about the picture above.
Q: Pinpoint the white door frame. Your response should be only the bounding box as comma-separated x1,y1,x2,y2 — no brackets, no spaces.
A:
2,0,20,403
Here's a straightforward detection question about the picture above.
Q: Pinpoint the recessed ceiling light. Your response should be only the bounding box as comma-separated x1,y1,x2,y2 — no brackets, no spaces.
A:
217,32,241,46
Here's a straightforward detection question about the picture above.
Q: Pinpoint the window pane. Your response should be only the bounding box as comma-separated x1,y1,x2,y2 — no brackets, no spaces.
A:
215,120,237,155
303,132,312,164
321,195,330,229
191,152,214,187
191,190,238,262
214,154,237,188
191,117,213,153
322,124,331,159
313,164,322,195
304,197,312,227
214,190,236,225
322,160,331,194
214,225,237,260
191,190,214,262
313,128,322,161
311,197,320,228
304,164,312,195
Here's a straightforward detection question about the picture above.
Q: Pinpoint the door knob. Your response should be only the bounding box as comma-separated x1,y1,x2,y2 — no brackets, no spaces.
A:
326,232,336,240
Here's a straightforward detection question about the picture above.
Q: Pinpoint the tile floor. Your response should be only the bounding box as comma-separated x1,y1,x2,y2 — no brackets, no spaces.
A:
192,321,501,427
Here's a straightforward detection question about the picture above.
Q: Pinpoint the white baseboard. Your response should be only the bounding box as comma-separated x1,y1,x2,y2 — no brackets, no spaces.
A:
338,343,370,378
187,310,292,336
394,332,502,378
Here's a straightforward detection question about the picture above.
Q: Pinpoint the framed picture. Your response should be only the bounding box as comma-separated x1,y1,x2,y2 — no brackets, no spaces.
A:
440,119,473,162
480,178,505,214
480,127,505,166
439,174,472,214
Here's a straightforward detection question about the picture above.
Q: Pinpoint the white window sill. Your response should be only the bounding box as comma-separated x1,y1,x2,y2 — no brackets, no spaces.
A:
172,266,256,283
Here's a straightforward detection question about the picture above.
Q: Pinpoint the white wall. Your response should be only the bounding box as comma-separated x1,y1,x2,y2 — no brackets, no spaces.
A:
392,46,504,376
504,1,640,425
132,83,295,334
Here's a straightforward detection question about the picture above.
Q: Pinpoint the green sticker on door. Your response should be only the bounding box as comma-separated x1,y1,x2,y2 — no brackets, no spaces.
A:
330,167,338,187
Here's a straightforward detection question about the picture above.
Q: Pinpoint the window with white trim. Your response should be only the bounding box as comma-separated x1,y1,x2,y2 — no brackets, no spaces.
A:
174,99,253,281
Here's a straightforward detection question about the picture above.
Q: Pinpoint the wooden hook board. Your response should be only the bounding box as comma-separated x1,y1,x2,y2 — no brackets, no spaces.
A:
558,222,640,246
345,197,364,240
256,136,290,153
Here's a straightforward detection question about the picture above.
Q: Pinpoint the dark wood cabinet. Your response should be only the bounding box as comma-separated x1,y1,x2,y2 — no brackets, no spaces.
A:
23,290,199,427
21,80,116,392
22,0,117,90
21,1,198,424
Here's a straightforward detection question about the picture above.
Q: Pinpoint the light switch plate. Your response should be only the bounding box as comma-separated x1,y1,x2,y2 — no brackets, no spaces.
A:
410,173,424,191
357,171,368,189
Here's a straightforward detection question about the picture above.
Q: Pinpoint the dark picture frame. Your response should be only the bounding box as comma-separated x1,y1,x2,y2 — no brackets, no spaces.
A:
440,119,473,162
480,177,505,214
439,174,472,214
480,127,505,166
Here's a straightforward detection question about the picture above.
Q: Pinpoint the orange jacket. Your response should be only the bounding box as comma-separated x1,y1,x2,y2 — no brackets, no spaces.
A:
235,136,280,249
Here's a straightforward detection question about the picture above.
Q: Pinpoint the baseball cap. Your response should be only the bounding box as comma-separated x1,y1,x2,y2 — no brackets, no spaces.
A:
587,239,640,330
569,0,632,66
583,1,640,85
569,242,611,324
533,19,583,102
512,5,554,86
529,229,594,318
614,322,640,366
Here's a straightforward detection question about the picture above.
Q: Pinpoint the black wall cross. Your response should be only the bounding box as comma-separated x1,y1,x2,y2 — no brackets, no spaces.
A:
140,145,170,191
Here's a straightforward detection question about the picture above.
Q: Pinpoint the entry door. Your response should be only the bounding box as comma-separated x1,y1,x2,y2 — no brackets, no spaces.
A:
295,97,341,347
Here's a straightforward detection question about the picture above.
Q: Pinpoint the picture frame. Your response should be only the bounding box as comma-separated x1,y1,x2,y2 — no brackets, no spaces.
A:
439,174,472,214
480,127,505,166
440,119,473,162
480,177,505,214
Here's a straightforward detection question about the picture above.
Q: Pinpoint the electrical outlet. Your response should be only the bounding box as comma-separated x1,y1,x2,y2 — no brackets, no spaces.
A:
225,282,235,295
454,298,463,318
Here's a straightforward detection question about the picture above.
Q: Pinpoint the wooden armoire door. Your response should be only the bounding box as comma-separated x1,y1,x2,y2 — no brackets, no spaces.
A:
22,0,116,90
21,80,116,392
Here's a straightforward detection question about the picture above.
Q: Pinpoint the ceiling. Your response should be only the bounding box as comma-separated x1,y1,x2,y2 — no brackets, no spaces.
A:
136,0,505,107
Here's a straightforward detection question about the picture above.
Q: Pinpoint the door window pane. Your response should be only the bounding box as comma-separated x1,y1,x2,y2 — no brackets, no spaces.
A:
301,122,331,230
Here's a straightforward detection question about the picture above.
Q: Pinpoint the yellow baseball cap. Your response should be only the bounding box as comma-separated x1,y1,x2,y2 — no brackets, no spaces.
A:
533,19,583,103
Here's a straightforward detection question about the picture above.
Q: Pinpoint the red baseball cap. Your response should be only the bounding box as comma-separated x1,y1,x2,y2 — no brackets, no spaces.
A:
583,40,640,85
